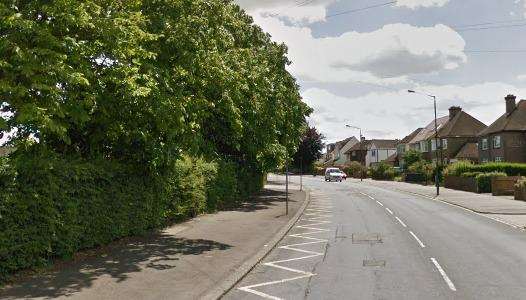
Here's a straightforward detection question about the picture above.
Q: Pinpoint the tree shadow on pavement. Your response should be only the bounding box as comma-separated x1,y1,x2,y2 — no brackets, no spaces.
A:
230,188,297,212
0,233,231,299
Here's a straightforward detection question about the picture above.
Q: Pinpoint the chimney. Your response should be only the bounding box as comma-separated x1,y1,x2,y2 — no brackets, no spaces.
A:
361,136,366,142
505,94,516,115
449,106,462,120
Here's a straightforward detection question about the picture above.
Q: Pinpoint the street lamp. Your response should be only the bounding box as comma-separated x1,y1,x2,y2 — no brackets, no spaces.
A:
346,124,364,182
408,90,440,196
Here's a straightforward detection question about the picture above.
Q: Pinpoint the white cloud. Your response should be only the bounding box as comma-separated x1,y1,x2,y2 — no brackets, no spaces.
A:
235,0,337,24
303,82,526,143
253,16,466,84
396,0,451,9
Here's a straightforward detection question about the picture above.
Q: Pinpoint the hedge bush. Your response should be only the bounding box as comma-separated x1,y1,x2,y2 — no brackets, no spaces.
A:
369,163,395,181
475,172,507,193
343,161,367,179
0,152,254,282
446,161,526,177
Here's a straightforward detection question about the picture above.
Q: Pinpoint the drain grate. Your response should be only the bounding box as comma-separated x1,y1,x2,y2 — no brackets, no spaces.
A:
352,233,382,244
363,260,386,267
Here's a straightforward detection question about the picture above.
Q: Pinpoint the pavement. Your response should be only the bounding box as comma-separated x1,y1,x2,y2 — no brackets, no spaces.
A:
0,175,307,300
226,175,526,300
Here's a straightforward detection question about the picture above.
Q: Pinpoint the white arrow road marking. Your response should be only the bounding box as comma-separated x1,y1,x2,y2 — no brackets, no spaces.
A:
237,198,332,300
430,258,457,291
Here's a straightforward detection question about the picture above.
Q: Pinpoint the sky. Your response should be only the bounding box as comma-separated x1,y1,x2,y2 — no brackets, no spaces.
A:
234,0,526,143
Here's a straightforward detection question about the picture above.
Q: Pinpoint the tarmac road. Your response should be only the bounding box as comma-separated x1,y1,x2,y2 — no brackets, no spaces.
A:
225,175,526,300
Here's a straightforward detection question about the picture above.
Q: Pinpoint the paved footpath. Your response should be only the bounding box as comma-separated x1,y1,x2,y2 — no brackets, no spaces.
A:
0,175,307,300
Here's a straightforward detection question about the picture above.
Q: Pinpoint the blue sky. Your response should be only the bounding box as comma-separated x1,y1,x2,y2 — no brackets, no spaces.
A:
235,0,526,142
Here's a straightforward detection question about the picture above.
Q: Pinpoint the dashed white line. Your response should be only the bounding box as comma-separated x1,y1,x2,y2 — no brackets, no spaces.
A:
409,231,426,248
376,200,384,207
395,217,407,228
359,192,375,200
430,258,457,291
385,207,394,215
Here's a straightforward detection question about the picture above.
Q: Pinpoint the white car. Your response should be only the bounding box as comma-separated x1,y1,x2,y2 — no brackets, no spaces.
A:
325,168,344,182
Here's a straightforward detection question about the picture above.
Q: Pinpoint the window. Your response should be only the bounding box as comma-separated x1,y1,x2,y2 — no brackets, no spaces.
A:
495,157,504,162
352,151,356,156
493,136,502,149
431,139,437,151
481,138,488,150
420,141,428,152
442,139,448,150
371,149,376,157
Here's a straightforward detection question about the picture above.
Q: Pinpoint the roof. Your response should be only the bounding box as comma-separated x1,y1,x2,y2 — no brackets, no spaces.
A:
455,142,479,160
408,116,449,144
344,139,398,154
479,100,526,135
385,152,398,163
438,111,487,137
400,128,423,144
370,139,399,149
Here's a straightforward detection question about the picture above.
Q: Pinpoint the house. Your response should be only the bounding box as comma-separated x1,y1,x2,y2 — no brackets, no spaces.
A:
478,94,526,163
396,128,423,169
408,106,487,164
323,137,359,167
345,138,398,167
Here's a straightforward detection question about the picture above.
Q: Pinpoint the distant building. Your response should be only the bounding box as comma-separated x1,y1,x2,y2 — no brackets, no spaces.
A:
478,95,526,163
408,106,486,164
345,138,398,168
397,128,423,169
323,137,359,167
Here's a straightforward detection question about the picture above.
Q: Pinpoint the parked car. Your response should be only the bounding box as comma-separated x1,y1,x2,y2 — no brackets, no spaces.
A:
325,168,344,182
341,171,347,180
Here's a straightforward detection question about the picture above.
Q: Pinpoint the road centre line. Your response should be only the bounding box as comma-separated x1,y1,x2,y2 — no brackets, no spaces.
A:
430,258,457,291
385,207,394,215
376,200,384,207
409,231,426,248
395,217,407,227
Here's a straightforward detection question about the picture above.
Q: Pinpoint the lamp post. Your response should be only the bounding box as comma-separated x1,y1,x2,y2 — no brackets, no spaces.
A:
408,90,440,196
346,124,364,182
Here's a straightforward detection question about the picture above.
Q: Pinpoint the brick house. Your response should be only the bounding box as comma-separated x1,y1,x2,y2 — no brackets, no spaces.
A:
408,106,487,164
396,128,423,169
478,95,526,163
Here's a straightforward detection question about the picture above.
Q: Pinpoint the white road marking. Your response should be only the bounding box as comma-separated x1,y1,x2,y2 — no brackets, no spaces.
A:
430,258,457,291
385,207,394,215
237,197,332,300
359,192,375,200
376,201,384,207
395,217,407,228
409,231,426,248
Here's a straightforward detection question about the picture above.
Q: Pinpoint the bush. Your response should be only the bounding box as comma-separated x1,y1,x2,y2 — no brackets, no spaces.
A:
446,161,526,177
516,177,526,189
343,161,367,178
403,149,423,168
408,160,435,182
370,163,395,181
475,172,507,193
0,152,250,282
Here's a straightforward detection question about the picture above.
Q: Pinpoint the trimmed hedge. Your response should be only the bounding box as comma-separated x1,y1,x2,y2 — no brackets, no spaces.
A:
0,152,257,281
457,171,507,193
446,161,526,177
369,163,395,181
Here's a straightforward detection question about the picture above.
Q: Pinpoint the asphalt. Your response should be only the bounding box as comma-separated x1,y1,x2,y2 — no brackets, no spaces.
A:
0,177,306,300
226,175,526,300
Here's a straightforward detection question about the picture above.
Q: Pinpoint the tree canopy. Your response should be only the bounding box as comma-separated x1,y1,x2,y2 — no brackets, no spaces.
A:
291,127,324,172
0,0,311,172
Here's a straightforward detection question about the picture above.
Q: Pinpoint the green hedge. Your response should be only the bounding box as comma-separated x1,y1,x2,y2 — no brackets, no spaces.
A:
0,153,257,282
369,163,395,181
475,172,507,193
446,161,526,177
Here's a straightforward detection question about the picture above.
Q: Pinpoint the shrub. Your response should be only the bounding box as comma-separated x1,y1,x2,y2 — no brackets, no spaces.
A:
516,177,526,189
370,163,395,181
403,149,423,168
475,172,507,193
446,161,526,177
408,160,435,182
343,161,367,178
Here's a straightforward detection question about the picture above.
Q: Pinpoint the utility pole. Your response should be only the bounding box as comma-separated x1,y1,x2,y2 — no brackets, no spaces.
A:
408,90,440,196
285,158,289,215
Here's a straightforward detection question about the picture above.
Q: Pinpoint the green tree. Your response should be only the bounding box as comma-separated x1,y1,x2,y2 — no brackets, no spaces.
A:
291,127,325,172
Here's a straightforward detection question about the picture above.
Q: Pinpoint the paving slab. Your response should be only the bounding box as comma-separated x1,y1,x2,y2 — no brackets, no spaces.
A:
0,176,307,300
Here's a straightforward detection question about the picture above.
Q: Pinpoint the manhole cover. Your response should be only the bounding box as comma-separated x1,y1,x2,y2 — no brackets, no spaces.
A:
352,233,382,244
363,260,386,267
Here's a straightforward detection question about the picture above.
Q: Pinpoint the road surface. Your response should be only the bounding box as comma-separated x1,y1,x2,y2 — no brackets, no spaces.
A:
225,175,526,300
